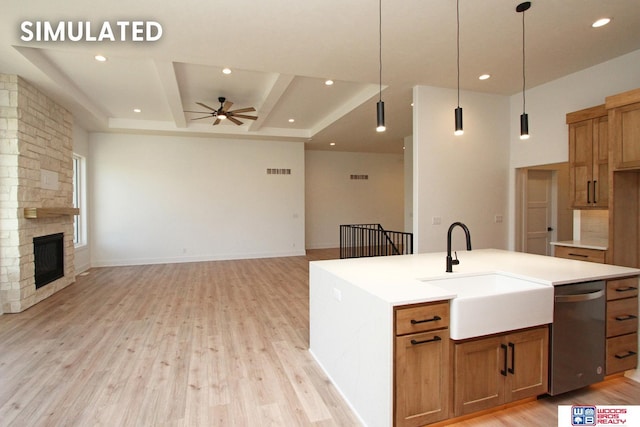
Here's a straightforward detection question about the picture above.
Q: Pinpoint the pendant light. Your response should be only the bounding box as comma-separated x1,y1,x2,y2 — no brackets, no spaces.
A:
376,0,386,132
517,1,531,140
454,0,463,136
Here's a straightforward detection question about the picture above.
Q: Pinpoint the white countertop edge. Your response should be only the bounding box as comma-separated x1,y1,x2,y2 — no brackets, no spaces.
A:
550,240,608,250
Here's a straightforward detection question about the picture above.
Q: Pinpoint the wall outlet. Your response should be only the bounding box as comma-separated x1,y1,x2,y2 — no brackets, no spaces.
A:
432,216,441,225
332,288,342,302
495,215,503,223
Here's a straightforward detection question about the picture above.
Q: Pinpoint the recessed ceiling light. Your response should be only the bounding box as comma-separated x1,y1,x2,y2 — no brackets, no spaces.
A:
288,118,295,123
133,108,141,113
325,79,334,86
479,74,491,80
222,68,232,74
330,142,336,146
94,55,107,62
592,18,611,28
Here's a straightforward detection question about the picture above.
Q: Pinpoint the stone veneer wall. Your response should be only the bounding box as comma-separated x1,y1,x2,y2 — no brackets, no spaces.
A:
0,74,76,314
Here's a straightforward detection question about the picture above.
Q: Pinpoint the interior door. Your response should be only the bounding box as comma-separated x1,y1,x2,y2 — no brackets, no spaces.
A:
525,170,553,255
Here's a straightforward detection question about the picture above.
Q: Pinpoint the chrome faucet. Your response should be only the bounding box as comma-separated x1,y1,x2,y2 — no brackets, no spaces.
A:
446,222,472,272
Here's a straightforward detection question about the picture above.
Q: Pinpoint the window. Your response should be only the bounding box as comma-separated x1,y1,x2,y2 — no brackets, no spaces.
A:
72,154,86,247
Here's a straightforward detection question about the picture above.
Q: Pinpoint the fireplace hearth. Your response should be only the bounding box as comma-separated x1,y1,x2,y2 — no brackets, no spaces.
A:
33,233,64,289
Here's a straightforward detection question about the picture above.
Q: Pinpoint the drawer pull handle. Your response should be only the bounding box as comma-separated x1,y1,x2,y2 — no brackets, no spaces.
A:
568,253,589,258
615,314,638,321
614,350,637,360
411,315,441,324
410,336,442,346
615,286,638,293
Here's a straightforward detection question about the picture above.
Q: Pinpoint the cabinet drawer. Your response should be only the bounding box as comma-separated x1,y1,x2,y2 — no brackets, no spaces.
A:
607,277,639,301
395,302,449,336
606,333,638,375
554,246,606,263
607,297,639,337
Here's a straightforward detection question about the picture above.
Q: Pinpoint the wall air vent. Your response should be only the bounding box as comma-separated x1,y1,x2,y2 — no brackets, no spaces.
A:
350,174,369,180
267,168,291,175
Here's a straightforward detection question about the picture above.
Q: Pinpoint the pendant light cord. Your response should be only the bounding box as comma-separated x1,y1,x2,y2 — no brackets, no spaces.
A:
457,0,460,107
379,0,382,102
522,8,526,113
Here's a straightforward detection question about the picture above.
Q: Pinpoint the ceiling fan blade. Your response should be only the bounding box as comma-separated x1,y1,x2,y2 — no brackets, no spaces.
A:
191,116,214,120
213,118,221,126
196,102,217,111
228,107,255,114
184,110,212,114
227,116,243,126
231,114,258,120
222,100,233,112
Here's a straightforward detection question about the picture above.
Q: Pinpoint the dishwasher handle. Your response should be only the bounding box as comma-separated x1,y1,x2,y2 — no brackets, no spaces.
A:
555,289,605,303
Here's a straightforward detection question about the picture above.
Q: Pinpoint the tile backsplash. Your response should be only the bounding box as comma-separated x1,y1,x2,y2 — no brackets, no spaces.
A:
574,210,609,242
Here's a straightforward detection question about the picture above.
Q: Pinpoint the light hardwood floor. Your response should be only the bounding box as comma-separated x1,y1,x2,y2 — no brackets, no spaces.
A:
1,249,638,426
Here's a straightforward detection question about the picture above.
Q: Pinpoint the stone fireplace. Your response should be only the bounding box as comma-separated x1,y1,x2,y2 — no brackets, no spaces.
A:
0,74,76,314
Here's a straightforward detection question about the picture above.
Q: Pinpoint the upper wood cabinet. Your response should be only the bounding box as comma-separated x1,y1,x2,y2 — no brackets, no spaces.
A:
566,105,608,208
607,88,640,170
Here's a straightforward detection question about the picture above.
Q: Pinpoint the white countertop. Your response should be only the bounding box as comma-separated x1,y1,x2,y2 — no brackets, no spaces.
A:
310,248,639,306
551,239,608,250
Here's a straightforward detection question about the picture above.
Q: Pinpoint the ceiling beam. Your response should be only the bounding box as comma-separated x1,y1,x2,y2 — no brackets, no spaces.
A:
154,60,187,128
248,73,295,131
14,46,109,127
310,84,383,136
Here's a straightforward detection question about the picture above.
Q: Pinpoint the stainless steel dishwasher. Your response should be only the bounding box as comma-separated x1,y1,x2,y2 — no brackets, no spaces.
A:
548,280,606,395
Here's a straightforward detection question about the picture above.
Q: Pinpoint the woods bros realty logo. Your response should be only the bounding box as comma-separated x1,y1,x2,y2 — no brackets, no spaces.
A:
558,405,639,426
19,20,163,42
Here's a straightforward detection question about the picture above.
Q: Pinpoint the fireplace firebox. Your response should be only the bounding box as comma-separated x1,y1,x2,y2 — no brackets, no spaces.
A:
33,233,64,289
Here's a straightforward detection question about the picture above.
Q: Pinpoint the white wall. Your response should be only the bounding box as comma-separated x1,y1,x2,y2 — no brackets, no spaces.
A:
413,86,510,253
72,124,90,273
404,135,413,233
89,133,305,266
305,150,404,249
507,49,640,249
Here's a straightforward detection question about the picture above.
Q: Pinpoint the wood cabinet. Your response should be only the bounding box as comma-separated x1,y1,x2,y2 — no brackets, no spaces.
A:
606,88,640,268
452,326,548,417
394,301,449,427
554,245,606,263
567,105,609,208
607,88,640,170
606,277,639,375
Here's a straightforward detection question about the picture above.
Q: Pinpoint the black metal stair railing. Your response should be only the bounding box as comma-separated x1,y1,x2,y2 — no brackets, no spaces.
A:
339,224,413,259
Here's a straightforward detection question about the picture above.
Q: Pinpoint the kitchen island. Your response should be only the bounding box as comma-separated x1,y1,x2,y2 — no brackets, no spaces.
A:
309,249,640,427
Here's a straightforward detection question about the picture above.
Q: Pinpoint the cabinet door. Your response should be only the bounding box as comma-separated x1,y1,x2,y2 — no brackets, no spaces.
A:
395,330,449,427
611,102,640,170
453,336,504,416
504,327,549,402
593,116,609,207
569,120,594,207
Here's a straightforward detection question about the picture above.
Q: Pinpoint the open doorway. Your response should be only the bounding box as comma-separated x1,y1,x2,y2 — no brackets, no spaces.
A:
515,162,573,255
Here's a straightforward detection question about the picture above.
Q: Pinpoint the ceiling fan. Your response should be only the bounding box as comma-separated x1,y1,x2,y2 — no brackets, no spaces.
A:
185,97,258,126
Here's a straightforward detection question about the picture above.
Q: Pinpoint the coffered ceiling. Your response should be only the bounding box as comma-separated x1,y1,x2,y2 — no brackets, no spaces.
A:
1,0,639,153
